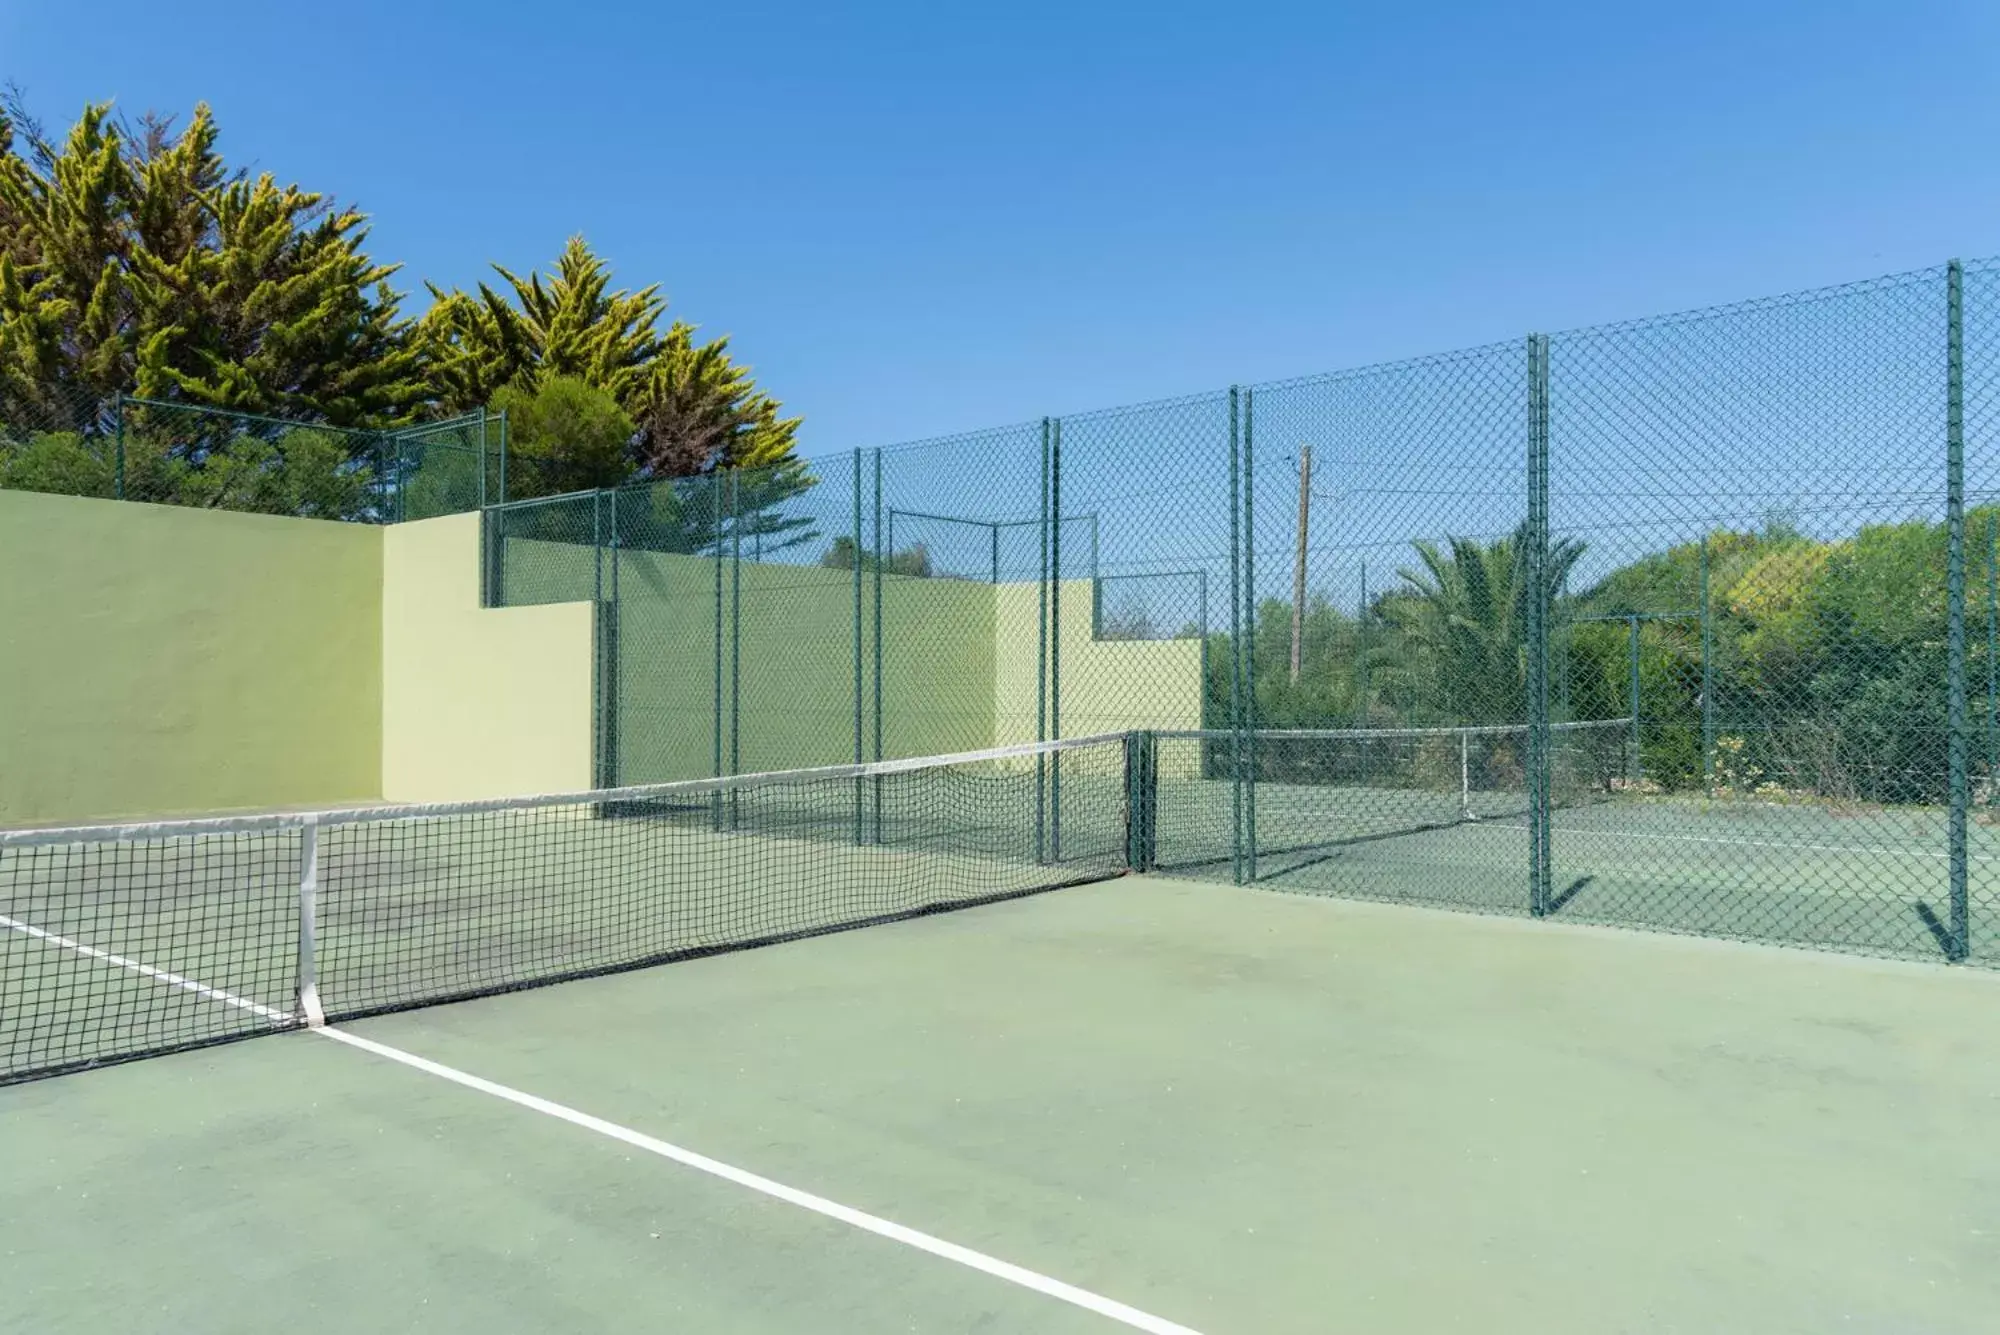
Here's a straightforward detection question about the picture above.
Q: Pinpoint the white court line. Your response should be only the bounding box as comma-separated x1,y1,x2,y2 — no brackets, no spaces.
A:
1,914,1205,1335
1534,822,1999,863
0,914,290,1021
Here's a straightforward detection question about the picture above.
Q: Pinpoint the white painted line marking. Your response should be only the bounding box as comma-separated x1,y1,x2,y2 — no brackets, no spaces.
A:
0,914,290,1021
2,914,1205,1335
320,1026,1204,1335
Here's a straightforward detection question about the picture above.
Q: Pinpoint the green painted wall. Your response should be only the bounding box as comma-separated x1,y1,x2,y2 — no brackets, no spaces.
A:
994,579,1204,750
382,516,593,803
607,551,995,781
0,490,381,824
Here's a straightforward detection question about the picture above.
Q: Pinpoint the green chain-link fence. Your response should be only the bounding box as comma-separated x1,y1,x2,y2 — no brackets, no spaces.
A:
9,257,1999,967
0,390,492,523
486,256,2000,968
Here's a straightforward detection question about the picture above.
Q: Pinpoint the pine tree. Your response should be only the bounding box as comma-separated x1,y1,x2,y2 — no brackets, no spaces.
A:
0,97,424,433
420,235,801,479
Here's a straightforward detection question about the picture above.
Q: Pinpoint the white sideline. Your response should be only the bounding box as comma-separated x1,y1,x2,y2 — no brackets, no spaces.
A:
1,913,1204,1335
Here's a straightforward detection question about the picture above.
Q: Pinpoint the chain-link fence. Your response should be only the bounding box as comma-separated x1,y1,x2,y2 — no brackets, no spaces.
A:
12,257,1998,967
485,256,2000,968
0,389,492,523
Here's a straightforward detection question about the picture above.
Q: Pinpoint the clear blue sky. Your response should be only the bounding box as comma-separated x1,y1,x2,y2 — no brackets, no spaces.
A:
6,0,1997,458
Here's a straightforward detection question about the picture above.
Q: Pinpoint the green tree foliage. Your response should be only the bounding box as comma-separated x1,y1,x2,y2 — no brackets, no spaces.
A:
0,97,423,430
821,536,933,576
490,376,635,497
1371,527,1585,725
419,236,801,480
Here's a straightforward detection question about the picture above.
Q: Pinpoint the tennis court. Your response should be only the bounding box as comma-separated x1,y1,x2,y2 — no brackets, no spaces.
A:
8,871,2000,1333
5,736,2000,1332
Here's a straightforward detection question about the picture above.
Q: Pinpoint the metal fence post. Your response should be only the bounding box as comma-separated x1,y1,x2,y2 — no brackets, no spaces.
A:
1986,511,1997,807
1051,417,1064,864
872,448,885,841
730,470,742,829
1946,258,1970,962
592,490,607,787
1242,387,1258,883
1036,419,1051,864
1228,388,1243,884
497,408,510,505
712,478,725,832
1527,334,1552,917
1700,536,1715,795
1627,615,1643,785
853,449,865,844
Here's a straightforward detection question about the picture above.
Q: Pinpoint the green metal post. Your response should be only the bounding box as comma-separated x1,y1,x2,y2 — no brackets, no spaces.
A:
712,478,725,832
1242,387,1257,883
1356,560,1368,726
605,488,621,788
872,449,885,841
592,491,605,785
1986,511,1997,807
476,407,489,511
730,470,742,829
1050,417,1064,863
853,450,865,844
1700,537,1715,795
1228,389,1243,884
113,393,126,501
1946,258,1969,961
497,409,509,506
1036,420,1050,863
1627,616,1643,786
1526,334,1552,917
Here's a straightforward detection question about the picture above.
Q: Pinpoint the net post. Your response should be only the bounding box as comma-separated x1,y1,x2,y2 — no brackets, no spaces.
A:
1228,388,1243,884
296,816,326,1028
853,449,865,845
1242,387,1258,883
1460,730,1472,822
1946,258,1970,962
1036,419,1050,864
1125,731,1143,871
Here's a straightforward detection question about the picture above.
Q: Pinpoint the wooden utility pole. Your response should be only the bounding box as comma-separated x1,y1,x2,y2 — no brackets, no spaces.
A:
1290,445,1312,684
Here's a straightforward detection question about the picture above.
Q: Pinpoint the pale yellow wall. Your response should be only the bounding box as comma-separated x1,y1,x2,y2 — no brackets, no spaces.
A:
0,490,381,825
381,513,594,802
993,579,1202,757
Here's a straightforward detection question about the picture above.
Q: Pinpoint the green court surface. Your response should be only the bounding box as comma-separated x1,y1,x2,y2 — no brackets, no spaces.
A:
6,875,1999,1333
1155,778,2000,962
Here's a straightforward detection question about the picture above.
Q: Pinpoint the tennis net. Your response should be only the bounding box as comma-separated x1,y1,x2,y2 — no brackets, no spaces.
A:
0,735,1130,1085
1146,718,1632,874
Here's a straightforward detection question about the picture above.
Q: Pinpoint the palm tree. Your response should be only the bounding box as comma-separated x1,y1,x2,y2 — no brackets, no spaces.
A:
1372,524,1584,724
